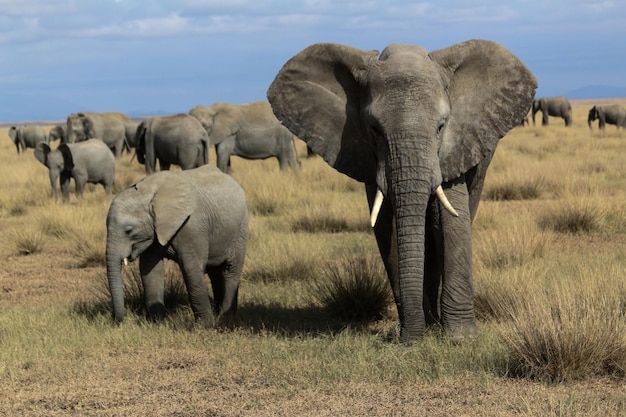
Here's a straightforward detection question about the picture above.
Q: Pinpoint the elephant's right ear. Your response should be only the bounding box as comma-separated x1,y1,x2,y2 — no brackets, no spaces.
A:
150,175,197,246
268,43,379,183
58,144,74,171
34,143,51,165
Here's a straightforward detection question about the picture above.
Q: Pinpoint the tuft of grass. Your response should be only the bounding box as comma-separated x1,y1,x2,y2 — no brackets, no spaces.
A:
474,223,548,270
483,176,544,201
11,226,48,255
497,263,626,382
292,214,350,233
538,199,605,234
245,255,320,283
249,194,283,216
310,255,391,321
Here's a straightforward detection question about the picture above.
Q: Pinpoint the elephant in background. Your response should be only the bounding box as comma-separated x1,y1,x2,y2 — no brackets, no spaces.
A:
66,112,133,156
8,125,48,153
135,114,209,175
588,104,626,129
123,120,141,153
106,165,249,324
531,96,572,126
48,125,66,143
268,40,536,343
34,139,115,202
189,101,300,173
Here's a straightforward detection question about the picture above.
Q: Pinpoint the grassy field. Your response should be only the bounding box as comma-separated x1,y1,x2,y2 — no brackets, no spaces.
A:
1,101,625,416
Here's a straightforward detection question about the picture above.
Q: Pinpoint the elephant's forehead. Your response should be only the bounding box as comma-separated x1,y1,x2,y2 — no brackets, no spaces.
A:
379,43,429,60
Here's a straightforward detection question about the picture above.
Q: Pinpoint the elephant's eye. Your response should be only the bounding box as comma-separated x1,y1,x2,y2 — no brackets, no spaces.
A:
437,118,447,135
124,225,133,236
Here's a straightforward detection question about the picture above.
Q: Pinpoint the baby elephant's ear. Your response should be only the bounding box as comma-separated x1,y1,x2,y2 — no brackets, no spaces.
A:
151,175,197,246
34,142,51,165
58,144,74,171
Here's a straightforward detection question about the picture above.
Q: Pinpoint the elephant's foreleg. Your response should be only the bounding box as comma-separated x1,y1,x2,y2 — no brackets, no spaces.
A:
60,172,72,202
177,253,215,326
139,250,166,322
424,199,444,327
439,178,476,340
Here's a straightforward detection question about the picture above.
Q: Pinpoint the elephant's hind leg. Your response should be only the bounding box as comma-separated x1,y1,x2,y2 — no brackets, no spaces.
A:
207,259,242,318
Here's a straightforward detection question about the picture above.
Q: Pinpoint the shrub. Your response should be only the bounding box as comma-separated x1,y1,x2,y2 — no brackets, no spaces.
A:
310,255,391,321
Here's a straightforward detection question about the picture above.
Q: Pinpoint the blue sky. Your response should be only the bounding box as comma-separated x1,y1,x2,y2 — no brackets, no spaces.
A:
1,0,624,122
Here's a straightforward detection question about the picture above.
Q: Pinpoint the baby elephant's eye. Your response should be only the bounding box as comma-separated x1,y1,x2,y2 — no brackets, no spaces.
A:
124,225,133,236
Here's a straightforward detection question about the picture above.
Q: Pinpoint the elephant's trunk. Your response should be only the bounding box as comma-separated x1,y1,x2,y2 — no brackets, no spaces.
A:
106,245,127,322
388,135,437,342
49,171,59,198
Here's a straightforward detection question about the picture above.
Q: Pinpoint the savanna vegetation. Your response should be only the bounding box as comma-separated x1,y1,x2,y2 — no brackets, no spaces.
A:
1,101,625,416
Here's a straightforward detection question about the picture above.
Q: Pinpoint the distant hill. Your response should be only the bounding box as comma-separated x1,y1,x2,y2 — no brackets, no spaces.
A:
564,85,626,99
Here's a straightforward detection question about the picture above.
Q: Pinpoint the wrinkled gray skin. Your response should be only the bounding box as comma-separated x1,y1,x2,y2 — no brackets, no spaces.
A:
531,96,572,126
268,40,537,343
189,101,300,173
66,112,134,156
106,165,249,324
8,125,48,153
135,113,209,175
34,139,115,202
588,104,626,129
48,125,66,143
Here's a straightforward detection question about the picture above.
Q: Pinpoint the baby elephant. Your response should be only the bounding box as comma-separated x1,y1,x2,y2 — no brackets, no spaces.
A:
105,165,249,325
34,139,115,202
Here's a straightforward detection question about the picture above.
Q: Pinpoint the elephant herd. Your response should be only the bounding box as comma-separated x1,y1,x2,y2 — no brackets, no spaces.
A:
528,96,626,130
23,38,619,345
8,102,302,202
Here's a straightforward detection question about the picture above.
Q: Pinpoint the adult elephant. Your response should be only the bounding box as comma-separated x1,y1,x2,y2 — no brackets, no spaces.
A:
531,96,572,126
588,104,626,130
8,125,48,153
135,113,209,175
106,165,249,324
47,125,66,143
66,112,133,156
34,139,115,202
267,40,536,343
189,101,300,173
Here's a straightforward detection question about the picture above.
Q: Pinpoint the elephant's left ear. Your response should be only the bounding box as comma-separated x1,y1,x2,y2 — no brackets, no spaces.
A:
151,175,196,246
430,40,537,181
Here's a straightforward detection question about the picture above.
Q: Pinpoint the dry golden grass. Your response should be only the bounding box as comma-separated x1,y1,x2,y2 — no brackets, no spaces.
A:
1,101,626,416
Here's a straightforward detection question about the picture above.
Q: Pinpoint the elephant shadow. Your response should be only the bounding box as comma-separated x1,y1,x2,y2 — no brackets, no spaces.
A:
223,302,367,337
72,285,384,338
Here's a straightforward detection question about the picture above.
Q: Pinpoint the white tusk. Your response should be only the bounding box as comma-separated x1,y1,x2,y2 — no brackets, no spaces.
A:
436,185,459,217
123,258,128,266
370,189,384,227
